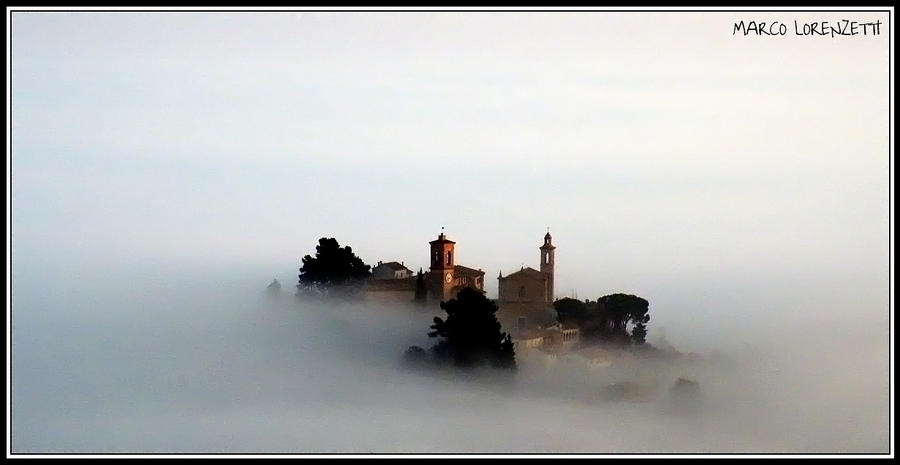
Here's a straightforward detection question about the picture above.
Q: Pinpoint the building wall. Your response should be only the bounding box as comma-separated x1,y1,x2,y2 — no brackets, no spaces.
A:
514,336,545,352
498,275,548,303
372,266,411,279
540,245,555,300
428,272,451,301
429,240,455,301
427,270,485,301
496,302,557,334
373,267,394,279
453,274,485,292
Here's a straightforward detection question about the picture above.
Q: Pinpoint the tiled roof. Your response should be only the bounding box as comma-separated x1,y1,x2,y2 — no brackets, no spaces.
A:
453,265,485,277
429,233,456,245
375,261,411,272
501,267,545,279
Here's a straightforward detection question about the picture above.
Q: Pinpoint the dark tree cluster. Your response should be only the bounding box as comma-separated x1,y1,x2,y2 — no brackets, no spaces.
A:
664,378,703,415
553,293,650,346
414,268,428,303
297,237,371,298
407,288,516,371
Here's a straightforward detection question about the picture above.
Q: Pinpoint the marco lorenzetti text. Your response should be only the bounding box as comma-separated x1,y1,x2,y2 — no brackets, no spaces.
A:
733,19,882,37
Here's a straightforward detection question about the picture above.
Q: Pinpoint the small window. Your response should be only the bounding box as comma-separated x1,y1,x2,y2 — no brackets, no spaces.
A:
517,317,527,330
446,251,452,265
518,286,526,298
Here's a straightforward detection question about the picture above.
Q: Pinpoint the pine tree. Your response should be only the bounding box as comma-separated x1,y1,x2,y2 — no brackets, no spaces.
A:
427,288,516,369
297,237,371,297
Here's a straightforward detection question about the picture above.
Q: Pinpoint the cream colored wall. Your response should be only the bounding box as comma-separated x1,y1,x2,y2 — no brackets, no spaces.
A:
498,276,547,303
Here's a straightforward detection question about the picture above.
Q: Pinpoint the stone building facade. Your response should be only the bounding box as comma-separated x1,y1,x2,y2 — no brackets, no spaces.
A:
427,231,486,302
363,231,484,303
497,232,557,332
364,276,418,304
372,261,413,279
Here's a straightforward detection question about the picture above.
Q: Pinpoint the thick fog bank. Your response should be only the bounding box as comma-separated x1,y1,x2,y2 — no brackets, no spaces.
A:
10,271,890,453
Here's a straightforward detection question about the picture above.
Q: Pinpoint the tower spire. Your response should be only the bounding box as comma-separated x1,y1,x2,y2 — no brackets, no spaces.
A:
540,230,556,304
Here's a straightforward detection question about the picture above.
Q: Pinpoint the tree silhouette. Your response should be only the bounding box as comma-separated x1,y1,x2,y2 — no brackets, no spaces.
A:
554,293,650,345
414,268,428,303
553,297,612,340
631,320,649,345
553,297,589,326
599,293,650,344
297,237,371,297
403,345,430,368
428,288,516,369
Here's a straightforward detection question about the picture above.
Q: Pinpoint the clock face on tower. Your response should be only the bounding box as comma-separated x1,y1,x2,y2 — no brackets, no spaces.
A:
445,273,452,283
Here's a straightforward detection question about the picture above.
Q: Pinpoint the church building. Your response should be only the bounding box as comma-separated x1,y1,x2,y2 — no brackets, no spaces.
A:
427,231,486,301
496,231,557,332
363,231,485,303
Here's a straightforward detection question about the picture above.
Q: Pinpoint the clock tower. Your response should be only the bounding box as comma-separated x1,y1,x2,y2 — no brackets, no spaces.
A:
429,230,455,301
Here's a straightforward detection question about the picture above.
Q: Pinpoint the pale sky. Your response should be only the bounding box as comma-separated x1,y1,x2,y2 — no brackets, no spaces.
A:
10,9,891,330
7,9,893,455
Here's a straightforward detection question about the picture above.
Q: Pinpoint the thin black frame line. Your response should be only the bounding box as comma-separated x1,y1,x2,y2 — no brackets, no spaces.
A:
4,9,896,13
6,6,893,458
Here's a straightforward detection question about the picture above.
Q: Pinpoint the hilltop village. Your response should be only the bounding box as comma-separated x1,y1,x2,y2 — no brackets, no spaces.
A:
365,230,581,358
287,230,678,382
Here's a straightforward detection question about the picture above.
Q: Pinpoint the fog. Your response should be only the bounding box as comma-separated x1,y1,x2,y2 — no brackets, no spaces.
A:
10,263,889,454
9,8,891,455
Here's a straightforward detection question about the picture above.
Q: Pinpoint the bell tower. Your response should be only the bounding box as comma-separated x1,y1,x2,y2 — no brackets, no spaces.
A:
429,228,456,301
539,230,556,303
